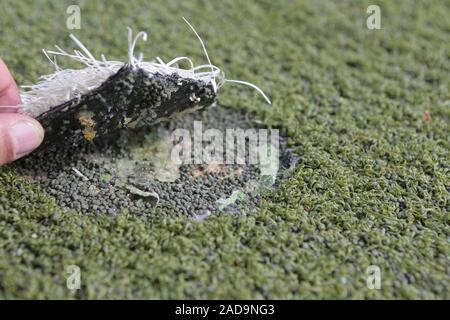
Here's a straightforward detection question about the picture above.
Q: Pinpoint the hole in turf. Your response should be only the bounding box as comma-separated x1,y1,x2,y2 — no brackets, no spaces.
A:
13,106,297,218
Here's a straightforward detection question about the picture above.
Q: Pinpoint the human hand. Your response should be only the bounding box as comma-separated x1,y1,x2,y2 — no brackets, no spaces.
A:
0,59,44,166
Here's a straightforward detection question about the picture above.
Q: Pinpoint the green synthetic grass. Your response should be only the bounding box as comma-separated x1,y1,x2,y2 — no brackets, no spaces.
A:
0,0,449,299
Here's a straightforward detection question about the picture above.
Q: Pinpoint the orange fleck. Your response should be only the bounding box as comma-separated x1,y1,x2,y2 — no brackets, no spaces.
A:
83,128,97,141
207,161,221,173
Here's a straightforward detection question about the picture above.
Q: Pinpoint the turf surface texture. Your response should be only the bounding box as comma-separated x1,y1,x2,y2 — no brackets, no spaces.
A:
0,0,448,298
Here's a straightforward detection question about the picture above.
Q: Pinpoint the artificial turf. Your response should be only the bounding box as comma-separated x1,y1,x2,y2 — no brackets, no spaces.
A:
0,0,449,299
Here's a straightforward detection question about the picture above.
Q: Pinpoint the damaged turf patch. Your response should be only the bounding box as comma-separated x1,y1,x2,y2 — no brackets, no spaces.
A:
13,106,295,218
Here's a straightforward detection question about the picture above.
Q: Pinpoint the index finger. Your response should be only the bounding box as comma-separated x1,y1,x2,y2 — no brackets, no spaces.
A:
0,58,21,106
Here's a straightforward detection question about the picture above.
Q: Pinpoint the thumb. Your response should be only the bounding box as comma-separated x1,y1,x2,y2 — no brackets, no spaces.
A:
0,113,44,165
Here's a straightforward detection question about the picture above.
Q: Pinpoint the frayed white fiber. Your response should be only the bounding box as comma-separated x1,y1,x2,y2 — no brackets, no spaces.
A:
19,19,271,118
182,17,217,92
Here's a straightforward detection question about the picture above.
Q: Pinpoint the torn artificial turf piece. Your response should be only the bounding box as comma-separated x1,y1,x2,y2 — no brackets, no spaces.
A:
18,19,271,148
34,65,215,147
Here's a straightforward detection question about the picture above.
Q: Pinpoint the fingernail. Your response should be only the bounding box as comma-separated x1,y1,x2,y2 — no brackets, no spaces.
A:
0,106,19,113
10,121,44,156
